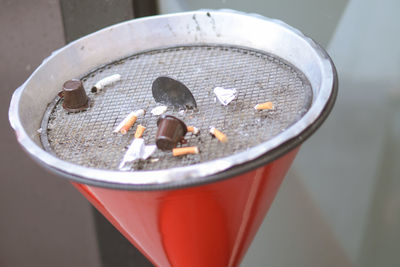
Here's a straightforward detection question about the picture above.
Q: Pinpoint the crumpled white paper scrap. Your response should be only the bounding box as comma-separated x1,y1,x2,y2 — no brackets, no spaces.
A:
119,138,157,170
151,105,168,116
213,87,237,105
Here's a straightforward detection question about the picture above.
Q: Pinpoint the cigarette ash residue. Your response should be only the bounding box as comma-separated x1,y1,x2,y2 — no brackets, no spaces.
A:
42,45,312,171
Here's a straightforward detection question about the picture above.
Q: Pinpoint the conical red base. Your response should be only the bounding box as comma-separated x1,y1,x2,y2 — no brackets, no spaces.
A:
73,148,298,267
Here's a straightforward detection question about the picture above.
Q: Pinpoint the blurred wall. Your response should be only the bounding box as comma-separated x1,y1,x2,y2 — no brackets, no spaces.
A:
159,0,349,47
159,1,400,267
159,1,353,267
304,0,400,264
0,1,101,266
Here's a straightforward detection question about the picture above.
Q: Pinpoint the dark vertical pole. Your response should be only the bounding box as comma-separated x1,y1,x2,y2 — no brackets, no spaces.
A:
59,0,158,266
92,208,154,267
133,0,159,17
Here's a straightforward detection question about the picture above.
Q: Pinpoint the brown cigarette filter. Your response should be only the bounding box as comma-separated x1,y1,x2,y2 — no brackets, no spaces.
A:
210,127,227,143
254,101,274,110
121,116,138,134
134,125,146,138
172,146,199,156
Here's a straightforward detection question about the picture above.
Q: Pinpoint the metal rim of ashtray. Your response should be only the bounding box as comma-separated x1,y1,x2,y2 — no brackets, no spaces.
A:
8,10,337,190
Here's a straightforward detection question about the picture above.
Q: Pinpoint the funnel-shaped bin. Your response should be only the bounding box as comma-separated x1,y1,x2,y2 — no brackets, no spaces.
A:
9,10,337,267
73,149,298,267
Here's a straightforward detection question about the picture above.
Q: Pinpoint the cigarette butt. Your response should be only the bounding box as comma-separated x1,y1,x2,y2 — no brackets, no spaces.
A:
116,109,145,134
114,112,135,133
92,74,121,92
254,101,274,110
134,125,146,138
210,127,227,143
121,116,138,134
187,126,200,135
172,146,199,156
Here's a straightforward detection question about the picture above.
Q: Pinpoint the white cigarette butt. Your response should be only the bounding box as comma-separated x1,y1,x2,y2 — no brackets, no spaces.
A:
113,109,145,133
114,111,135,133
92,74,121,92
134,109,145,117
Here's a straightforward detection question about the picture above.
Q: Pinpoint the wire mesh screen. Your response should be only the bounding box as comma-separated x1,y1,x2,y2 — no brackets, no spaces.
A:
41,45,312,171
